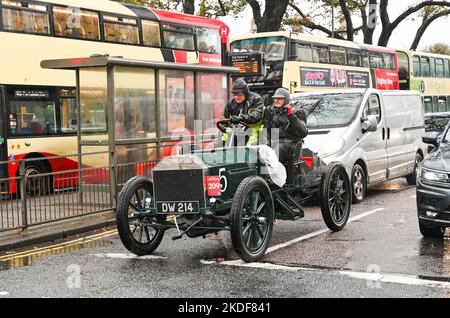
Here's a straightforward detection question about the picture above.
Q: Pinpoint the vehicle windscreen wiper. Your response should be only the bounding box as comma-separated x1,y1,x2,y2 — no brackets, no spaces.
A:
307,97,323,116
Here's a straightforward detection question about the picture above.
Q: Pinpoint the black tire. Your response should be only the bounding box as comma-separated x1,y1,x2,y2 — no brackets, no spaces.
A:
320,162,351,231
419,221,445,238
406,152,423,186
230,176,274,263
23,160,52,196
351,164,366,204
116,176,164,256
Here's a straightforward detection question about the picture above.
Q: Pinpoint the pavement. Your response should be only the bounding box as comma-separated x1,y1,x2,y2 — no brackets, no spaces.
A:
0,210,116,253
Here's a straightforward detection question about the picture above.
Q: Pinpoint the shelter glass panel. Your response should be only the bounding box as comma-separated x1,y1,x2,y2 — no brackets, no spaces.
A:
79,67,107,141
114,67,156,140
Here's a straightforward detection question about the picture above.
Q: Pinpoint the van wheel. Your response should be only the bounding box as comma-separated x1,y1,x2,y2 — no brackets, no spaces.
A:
351,164,366,204
406,153,423,186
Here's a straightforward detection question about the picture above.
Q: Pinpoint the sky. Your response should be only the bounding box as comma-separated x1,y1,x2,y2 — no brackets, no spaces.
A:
219,1,450,51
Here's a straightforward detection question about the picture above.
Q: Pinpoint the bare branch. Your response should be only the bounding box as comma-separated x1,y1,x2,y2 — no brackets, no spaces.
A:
410,9,450,50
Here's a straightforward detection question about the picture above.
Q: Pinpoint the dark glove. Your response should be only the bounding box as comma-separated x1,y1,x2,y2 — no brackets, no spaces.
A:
230,115,241,125
285,104,294,116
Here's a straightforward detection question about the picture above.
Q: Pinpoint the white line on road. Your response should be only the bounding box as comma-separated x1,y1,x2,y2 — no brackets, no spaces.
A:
91,253,167,260
266,208,384,254
0,291,10,296
205,260,450,289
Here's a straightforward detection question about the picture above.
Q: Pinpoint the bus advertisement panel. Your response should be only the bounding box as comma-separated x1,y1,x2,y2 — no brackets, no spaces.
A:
300,67,370,88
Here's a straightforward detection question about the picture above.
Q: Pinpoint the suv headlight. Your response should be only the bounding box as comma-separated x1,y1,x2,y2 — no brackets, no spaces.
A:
420,168,449,183
318,137,345,158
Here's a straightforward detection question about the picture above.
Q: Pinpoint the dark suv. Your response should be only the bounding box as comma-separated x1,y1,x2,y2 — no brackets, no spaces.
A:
417,128,450,238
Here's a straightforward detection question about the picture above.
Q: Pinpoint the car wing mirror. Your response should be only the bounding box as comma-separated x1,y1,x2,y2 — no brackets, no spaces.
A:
422,131,441,149
361,115,378,133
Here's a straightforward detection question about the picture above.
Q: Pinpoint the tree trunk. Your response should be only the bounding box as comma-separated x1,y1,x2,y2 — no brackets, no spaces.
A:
183,0,195,15
339,0,354,41
247,0,289,32
361,0,378,44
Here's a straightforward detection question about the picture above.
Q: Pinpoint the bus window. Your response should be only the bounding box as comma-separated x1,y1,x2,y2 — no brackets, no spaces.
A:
382,53,395,70
2,0,49,35
445,59,450,78
59,89,77,134
436,58,445,78
347,49,361,67
438,97,447,113
420,57,430,77
103,15,139,45
430,57,436,78
8,101,57,136
330,46,346,65
196,27,220,54
52,6,100,40
142,20,161,47
448,96,450,111
230,36,286,61
433,96,438,113
311,45,329,63
162,24,195,51
297,43,312,62
361,51,370,68
369,52,383,68
424,97,433,113
413,56,421,77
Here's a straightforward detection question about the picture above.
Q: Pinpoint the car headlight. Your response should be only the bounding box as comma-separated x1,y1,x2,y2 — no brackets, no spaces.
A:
420,168,449,183
318,137,345,158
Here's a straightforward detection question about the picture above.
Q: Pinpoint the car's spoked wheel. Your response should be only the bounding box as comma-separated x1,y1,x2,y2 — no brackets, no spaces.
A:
116,176,164,256
231,176,274,263
321,162,351,231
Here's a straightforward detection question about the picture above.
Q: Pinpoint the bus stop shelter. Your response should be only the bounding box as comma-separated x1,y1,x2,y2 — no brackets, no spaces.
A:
41,55,239,206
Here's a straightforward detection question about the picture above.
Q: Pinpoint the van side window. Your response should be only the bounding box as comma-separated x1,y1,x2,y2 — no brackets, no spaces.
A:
363,95,381,123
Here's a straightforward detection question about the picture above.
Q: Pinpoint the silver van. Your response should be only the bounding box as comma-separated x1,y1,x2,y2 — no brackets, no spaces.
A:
292,89,427,203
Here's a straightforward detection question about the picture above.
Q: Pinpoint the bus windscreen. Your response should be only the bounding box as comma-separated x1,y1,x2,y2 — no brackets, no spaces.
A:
231,36,286,61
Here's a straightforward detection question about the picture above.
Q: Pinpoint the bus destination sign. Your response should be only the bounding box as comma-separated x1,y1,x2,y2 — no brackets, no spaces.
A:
228,53,265,76
14,89,49,98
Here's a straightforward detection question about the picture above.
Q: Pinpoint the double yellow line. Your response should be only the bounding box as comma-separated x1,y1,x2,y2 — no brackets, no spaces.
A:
0,229,118,268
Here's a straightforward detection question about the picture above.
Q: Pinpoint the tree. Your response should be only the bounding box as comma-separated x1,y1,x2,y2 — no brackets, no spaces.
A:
378,0,450,47
426,43,450,54
410,6,450,50
287,0,450,48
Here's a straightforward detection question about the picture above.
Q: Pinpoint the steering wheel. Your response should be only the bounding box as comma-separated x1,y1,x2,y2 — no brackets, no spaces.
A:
216,119,250,133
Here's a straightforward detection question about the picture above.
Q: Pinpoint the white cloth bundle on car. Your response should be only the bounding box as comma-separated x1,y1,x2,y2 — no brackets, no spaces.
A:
255,145,287,188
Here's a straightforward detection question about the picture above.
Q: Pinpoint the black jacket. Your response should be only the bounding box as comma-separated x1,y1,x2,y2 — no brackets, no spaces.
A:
224,91,264,125
263,105,308,141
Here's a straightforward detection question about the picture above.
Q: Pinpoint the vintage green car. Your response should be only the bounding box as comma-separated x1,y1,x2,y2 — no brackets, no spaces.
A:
116,121,351,262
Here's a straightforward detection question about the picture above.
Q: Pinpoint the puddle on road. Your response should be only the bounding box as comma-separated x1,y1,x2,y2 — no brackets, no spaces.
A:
368,181,411,192
0,233,115,270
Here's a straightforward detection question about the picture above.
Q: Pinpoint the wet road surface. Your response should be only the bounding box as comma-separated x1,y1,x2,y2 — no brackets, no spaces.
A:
0,178,449,298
